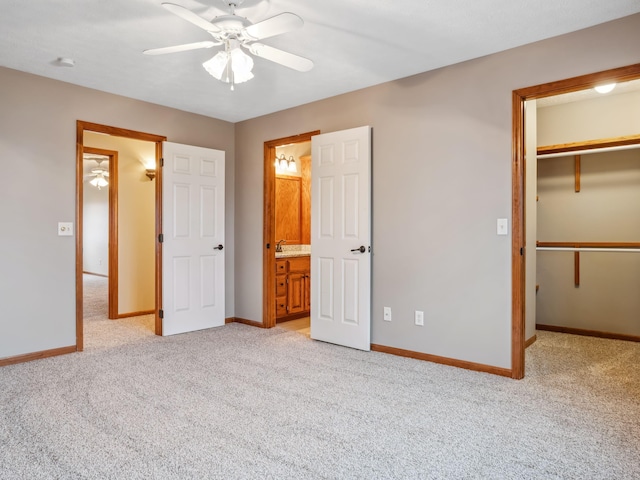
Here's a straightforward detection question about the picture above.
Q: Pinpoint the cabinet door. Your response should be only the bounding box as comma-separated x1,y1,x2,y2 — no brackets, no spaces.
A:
275,175,302,244
303,274,311,312
288,272,306,314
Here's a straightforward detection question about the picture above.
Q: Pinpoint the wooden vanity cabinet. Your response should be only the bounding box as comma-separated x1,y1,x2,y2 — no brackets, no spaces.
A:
275,256,310,321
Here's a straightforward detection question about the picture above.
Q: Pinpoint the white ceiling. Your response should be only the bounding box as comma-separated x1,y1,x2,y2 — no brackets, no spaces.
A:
2,0,640,123
536,78,640,108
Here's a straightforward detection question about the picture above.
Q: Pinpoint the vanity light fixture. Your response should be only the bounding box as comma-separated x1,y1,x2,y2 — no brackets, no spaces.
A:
145,169,156,181
275,154,297,172
594,83,616,94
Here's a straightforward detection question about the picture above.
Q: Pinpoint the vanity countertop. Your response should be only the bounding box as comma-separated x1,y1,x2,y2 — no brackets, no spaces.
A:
275,244,311,258
275,251,310,258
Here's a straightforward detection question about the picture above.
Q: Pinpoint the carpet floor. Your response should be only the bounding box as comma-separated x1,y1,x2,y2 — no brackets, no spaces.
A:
0,278,638,479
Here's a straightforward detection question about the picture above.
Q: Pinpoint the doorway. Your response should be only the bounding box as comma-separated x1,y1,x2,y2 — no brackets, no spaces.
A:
82,147,117,319
76,121,166,351
511,62,640,378
262,131,319,329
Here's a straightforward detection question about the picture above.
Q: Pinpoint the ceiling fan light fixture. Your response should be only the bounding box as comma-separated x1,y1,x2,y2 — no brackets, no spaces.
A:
203,47,254,85
89,174,109,189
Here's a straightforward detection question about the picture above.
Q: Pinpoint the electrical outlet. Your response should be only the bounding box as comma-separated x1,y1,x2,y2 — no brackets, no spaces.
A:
415,310,424,326
383,307,392,321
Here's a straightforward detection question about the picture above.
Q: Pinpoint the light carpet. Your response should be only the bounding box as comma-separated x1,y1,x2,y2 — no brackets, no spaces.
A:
0,282,638,479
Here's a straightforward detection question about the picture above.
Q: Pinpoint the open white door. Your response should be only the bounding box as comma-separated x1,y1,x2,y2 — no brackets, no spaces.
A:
162,142,225,336
311,126,372,351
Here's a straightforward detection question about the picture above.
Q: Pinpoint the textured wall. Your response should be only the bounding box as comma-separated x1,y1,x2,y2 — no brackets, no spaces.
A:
234,14,640,369
0,68,234,359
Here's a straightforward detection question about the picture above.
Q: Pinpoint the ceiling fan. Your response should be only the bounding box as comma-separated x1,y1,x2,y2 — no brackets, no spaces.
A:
144,1,314,90
85,158,109,189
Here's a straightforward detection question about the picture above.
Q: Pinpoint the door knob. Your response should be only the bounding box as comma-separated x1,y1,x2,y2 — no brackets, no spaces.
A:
350,246,366,253
214,244,224,250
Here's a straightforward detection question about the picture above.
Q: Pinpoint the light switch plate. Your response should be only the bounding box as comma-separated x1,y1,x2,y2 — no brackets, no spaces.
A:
497,218,508,235
58,222,74,236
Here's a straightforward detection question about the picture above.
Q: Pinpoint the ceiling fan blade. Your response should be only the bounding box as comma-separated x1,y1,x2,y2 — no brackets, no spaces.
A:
244,13,303,41
249,43,313,72
144,41,217,55
161,2,220,33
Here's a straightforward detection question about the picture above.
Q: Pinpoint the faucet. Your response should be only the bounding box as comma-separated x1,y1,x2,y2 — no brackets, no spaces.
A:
276,239,286,252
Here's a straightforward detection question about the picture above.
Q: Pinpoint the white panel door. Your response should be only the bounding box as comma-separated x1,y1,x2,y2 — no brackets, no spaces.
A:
311,126,372,351
162,142,225,336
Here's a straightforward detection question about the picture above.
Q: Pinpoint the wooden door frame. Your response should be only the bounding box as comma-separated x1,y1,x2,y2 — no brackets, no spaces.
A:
263,131,320,328
76,121,166,351
511,63,640,379
82,146,119,319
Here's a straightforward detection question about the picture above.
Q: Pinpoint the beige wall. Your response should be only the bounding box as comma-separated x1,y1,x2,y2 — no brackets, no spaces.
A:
0,67,234,359
538,89,640,146
234,14,640,369
84,133,156,315
537,150,640,335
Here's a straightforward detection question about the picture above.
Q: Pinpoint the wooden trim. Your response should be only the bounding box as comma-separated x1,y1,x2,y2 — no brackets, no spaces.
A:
76,123,84,352
109,149,118,319
511,90,525,380
276,311,310,323
77,121,166,347
233,317,268,328
514,63,640,100
0,346,76,367
77,121,166,143
263,131,320,330
536,324,640,343
537,241,640,248
155,141,163,335
538,133,640,156
371,344,513,378
113,310,155,319
525,335,537,348
82,271,108,278
225,317,235,324
574,251,580,287
574,155,580,192
512,63,640,380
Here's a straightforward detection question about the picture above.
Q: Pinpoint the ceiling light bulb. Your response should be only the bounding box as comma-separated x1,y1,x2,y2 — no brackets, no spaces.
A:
90,174,108,189
203,51,229,81
594,83,616,94
203,48,254,85
288,156,297,172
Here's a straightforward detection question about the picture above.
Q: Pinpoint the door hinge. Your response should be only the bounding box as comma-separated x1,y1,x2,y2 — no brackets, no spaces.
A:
159,309,164,319
266,243,270,249
520,247,524,256
158,233,164,243
160,157,164,167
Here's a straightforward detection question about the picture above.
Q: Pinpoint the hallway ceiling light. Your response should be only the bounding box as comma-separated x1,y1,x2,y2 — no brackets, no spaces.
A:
594,83,616,94
89,172,108,189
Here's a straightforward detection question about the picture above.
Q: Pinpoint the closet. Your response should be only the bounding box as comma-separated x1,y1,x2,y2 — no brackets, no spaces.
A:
536,145,640,339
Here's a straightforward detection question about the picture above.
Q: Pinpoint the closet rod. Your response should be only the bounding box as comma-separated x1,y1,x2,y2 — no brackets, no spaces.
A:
537,143,640,159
